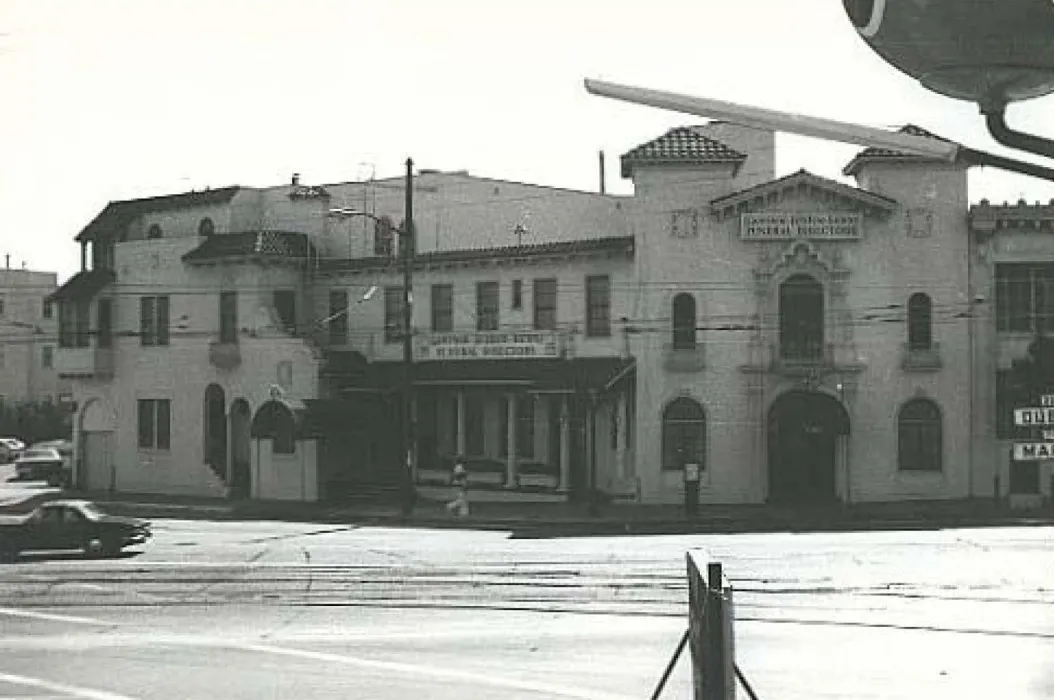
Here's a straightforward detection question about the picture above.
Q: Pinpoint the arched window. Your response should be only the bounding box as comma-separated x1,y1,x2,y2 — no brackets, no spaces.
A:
898,398,942,471
661,397,706,470
147,224,163,240
779,274,824,360
203,384,227,475
250,400,297,455
672,293,696,350
198,217,215,237
907,293,933,350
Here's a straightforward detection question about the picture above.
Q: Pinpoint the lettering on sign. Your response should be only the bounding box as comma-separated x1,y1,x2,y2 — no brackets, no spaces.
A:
1013,442,1054,461
1013,407,1054,427
416,331,559,361
741,213,861,241
1042,395,1054,408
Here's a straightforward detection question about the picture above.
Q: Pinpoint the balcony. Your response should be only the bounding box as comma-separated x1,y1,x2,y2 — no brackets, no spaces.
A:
208,341,242,370
663,341,706,373
901,342,942,372
55,347,114,380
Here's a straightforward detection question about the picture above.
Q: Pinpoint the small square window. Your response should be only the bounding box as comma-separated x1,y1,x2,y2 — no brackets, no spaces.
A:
906,208,934,238
671,210,699,238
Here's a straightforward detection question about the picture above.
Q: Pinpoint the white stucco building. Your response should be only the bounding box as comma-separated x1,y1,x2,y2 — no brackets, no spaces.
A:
49,123,1053,508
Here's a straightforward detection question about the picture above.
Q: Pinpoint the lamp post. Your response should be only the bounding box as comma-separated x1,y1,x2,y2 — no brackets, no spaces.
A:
328,158,417,515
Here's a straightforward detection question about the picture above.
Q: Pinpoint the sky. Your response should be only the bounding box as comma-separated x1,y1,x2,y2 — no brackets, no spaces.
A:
1,0,1052,283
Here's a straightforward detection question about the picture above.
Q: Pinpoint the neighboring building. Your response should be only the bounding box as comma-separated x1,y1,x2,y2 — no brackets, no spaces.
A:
0,264,66,406
49,124,1048,507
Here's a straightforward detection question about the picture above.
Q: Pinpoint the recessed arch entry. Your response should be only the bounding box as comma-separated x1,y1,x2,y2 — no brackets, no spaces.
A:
767,390,849,505
229,399,252,499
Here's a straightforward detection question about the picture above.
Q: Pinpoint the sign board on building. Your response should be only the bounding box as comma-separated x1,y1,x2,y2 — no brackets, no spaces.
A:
1043,395,1054,407
416,331,559,361
740,213,861,241
1013,442,1054,461
1013,407,1054,427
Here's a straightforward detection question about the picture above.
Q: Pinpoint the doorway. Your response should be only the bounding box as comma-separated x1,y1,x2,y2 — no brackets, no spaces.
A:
767,390,849,504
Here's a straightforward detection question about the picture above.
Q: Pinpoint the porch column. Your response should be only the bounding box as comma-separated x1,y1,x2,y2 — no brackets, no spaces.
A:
456,391,466,456
505,392,518,488
559,396,571,492
617,390,628,481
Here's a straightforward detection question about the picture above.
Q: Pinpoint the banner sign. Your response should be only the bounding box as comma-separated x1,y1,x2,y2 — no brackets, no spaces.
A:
416,331,559,361
741,213,861,241
1013,407,1054,427
1013,442,1054,461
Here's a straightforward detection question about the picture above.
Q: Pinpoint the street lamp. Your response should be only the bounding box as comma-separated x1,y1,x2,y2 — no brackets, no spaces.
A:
328,158,417,516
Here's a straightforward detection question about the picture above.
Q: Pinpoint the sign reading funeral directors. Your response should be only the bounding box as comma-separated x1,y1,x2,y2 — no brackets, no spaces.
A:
417,331,559,360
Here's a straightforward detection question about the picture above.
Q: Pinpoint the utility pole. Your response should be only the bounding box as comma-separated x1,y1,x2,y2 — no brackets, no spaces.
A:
401,157,417,516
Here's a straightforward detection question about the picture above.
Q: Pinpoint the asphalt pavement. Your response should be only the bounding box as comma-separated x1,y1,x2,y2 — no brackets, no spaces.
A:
0,518,1053,699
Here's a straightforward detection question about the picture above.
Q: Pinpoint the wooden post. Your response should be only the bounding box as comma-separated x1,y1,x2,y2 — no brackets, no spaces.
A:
687,554,736,700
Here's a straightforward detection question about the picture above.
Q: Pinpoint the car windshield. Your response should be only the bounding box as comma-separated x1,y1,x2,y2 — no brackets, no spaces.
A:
78,502,104,518
21,449,56,459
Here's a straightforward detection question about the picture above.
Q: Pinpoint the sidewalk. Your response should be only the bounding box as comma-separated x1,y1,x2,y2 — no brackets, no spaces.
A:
12,487,1054,536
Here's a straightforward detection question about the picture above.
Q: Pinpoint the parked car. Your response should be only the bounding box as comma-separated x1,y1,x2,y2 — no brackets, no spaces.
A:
30,439,73,470
0,500,152,560
14,447,68,486
0,438,25,464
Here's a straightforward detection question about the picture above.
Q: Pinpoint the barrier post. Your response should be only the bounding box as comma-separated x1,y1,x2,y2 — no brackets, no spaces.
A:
687,554,736,700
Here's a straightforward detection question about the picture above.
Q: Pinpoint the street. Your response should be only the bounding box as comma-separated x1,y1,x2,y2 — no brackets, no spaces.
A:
0,517,1052,699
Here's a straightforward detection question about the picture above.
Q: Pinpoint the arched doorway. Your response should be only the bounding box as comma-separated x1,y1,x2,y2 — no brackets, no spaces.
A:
79,398,116,492
229,399,252,499
203,384,227,481
767,390,849,504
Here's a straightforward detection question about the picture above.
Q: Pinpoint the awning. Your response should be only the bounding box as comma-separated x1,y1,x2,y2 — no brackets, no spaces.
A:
336,356,636,394
48,270,115,303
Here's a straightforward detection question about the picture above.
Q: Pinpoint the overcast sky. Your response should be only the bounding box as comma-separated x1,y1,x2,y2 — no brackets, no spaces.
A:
2,0,1052,282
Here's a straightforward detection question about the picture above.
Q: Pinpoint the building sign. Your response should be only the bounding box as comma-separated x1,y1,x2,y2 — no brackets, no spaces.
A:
741,213,861,241
1013,442,1054,460
416,331,559,360
1013,407,1054,427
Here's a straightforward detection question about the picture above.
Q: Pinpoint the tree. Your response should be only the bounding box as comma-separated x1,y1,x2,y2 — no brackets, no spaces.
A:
0,399,72,445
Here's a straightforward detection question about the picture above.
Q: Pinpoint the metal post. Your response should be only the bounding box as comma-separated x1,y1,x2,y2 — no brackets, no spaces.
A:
401,157,416,516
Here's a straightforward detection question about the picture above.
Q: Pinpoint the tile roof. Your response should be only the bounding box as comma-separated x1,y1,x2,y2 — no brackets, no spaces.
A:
318,235,635,273
182,231,316,264
76,187,242,242
842,125,958,176
621,126,746,177
710,168,897,212
47,269,115,302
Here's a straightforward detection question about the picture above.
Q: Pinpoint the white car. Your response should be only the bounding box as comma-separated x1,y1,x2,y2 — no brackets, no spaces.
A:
15,447,67,486
0,438,25,464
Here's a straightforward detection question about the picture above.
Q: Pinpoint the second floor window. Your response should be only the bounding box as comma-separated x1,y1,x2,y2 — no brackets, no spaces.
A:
907,292,933,350
42,300,53,319
97,298,113,349
273,290,296,334
220,292,238,344
41,345,53,369
140,295,170,346
59,301,91,348
585,275,611,337
779,274,823,360
374,216,394,256
476,281,499,331
533,278,557,331
384,286,405,343
328,289,347,344
672,293,697,349
431,284,453,332
511,280,523,310
995,263,1054,333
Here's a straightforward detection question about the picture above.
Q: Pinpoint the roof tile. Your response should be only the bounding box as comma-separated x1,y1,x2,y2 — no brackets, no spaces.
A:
843,125,958,175
182,231,315,264
76,187,242,242
621,126,746,177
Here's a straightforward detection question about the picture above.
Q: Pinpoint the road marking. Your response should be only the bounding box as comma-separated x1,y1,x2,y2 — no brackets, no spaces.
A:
0,607,113,626
0,671,139,700
229,641,636,700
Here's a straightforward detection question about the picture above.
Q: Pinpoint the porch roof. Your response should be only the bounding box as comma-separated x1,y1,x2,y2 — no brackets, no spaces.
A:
329,355,636,394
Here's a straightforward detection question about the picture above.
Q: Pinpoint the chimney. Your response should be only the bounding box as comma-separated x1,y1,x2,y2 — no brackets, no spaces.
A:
599,151,606,194
292,173,301,186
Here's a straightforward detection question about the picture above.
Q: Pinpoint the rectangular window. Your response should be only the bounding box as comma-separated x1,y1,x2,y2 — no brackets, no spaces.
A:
74,301,91,348
585,275,611,337
220,292,238,344
517,395,534,458
42,300,53,319
465,394,484,456
42,345,53,369
431,284,453,332
476,281,499,331
273,290,296,334
139,296,169,346
58,301,73,348
533,278,557,331
97,298,113,348
384,286,404,343
511,280,523,310
996,263,1054,333
327,289,347,345
137,399,171,450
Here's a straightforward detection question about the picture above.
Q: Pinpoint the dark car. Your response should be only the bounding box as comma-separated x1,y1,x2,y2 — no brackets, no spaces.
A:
0,500,152,560
14,447,67,486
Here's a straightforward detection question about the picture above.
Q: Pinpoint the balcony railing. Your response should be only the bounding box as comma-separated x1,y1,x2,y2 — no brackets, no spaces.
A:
55,347,114,380
901,341,942,372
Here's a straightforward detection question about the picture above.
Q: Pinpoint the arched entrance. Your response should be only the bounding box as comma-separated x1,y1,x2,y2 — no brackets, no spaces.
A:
79,398,116,492
229,399,252,499
203,384,228,481
767,390,849,504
